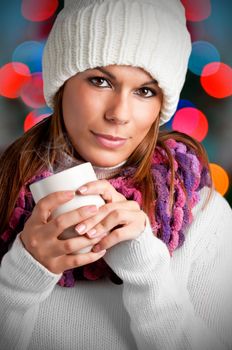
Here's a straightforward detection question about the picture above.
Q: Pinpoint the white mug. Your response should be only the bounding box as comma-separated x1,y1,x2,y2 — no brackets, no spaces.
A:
29,162,105,254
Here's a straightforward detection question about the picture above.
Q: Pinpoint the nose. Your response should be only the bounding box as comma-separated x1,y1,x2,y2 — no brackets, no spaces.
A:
104,94,130,125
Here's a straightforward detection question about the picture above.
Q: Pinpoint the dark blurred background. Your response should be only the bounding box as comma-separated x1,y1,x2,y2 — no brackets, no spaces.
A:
0,0,231,206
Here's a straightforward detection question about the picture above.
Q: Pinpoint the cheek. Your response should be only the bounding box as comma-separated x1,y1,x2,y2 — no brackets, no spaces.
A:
63,94,88,130
131,111,159,144
135,113,157,132
134,102,160,127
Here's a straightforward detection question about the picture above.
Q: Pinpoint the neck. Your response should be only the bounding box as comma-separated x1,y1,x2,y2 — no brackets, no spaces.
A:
53,152,127,179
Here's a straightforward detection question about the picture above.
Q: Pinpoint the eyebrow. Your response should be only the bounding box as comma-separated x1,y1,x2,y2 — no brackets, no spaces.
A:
94,67,158,87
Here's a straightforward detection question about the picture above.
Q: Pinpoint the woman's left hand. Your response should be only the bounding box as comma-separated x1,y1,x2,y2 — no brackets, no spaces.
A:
75,179,147,253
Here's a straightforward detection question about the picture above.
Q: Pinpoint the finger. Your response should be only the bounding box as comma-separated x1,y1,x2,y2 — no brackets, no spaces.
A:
55,249,107,273
76,179,126,203
33,190,76,223
47,204,99,238
75,200,141,236
53,232,108,257
91,212,146,252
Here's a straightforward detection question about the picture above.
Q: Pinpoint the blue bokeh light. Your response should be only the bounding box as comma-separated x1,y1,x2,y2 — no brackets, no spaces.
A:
12,40,45,73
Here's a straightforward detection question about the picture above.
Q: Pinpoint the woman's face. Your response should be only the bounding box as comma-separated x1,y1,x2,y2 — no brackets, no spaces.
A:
62,65,163,167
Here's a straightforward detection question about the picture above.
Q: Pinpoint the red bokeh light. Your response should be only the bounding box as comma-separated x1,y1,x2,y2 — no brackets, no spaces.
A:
24,110,50,132
20,72,46,108
21,0,59,22
201,62,232,98
172,107,208,142
0,62,31,98
181,0,211,22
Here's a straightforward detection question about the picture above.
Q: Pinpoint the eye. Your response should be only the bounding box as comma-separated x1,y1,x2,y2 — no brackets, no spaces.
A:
136,87,157,98
88,76,111,88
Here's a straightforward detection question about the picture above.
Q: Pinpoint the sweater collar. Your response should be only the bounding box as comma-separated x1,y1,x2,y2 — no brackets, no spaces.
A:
52,151,127,180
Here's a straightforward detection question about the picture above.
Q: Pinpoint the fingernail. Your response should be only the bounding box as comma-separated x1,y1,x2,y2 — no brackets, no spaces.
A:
75,223,86,234
77,186,88,194
87,228,97,237
65,191,75,198
86,205,98,213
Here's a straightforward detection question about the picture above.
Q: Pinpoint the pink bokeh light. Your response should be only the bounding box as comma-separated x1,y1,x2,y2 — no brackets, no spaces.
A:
20,72,46,108
172,107,208,142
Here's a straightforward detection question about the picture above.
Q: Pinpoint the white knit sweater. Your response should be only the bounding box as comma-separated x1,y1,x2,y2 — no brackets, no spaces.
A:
0,186,232,350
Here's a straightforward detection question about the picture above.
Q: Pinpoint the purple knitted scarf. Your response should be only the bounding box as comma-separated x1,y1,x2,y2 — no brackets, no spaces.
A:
0,139,211,287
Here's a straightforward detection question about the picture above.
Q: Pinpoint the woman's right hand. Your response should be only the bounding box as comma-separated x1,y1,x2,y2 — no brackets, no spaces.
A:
20,190,107,274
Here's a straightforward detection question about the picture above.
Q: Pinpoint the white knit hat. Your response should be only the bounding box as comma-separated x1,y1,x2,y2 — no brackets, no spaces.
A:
42,0,192,125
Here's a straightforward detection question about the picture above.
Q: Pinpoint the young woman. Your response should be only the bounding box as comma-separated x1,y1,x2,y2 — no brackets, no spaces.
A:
0,0,232,349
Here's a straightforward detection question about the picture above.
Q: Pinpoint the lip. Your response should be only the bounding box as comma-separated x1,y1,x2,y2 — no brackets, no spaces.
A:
92,132,127,141
91,131,128,149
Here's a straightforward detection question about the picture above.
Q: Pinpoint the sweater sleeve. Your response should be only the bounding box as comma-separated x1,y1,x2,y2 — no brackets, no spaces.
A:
0,234,61,350
103,187,232,350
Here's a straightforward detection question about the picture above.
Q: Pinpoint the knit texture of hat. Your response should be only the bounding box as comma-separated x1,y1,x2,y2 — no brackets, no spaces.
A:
42,0,192,125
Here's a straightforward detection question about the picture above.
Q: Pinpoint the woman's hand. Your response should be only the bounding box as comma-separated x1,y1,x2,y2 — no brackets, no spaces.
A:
75,179,147,253
20,191,108,274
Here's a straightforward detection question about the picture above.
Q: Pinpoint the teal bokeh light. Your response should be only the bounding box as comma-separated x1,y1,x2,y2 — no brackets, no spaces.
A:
188,41,220,76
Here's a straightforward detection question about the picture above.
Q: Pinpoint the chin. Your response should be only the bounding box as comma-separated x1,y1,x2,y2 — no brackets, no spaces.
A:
92,160,123,167
89,155,126,168
77,147,128,168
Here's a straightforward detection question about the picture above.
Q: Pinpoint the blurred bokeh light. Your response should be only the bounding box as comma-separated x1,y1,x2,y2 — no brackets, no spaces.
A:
177,99,196,110
12,41,45,73
21,0,59,22
20,72,46,108
0,62,31,98
210,163,229,196
188,41,220,76
172,107,208,142
24,109,51,132
181,0,211,22
201,62,232,98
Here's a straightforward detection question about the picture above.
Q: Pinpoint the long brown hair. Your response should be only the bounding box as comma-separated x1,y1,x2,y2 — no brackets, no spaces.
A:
0,86,212,235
